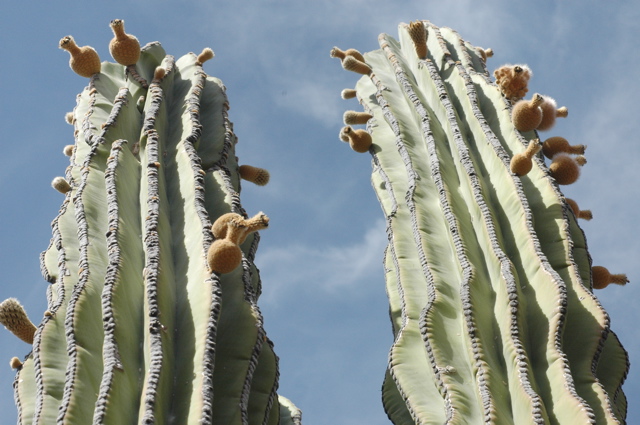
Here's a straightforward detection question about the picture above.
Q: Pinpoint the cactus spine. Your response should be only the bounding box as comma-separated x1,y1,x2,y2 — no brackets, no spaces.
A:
337,21,628,424
7,29,300,424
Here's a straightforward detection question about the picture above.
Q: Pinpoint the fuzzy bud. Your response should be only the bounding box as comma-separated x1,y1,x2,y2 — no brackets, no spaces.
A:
52,177,72,194
512,94,544,132
549,153,582,185
0,299,37,345
493,64,531,101
59,35,101,78
239,165,270,186
542,137,585,159
342,56,372,75
510,139,542,176
10,357,23,370
537,96,568,131
342,126,372,153
592,266,629,289
407,21,428,60
63,145,75,157
153,67,166,82
341,89,357,100
109,19,141,66
565,198,592,220
330,47,366,63
196,47,215,65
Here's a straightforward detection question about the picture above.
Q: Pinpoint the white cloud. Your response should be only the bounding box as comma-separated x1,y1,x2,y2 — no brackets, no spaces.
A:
257,218,388,302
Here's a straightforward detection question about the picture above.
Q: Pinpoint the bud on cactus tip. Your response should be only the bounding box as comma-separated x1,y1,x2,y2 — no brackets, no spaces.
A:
153,66,166,82
59,35,101,78
196,47,215,65
407,21,428,60
52,176,72,194
239,165,270,186
512,94,544,132
342,126,372,153
109,19,141,66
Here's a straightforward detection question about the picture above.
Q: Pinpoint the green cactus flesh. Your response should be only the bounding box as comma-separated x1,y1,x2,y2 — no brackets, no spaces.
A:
344,22,628,424
13,42,300,424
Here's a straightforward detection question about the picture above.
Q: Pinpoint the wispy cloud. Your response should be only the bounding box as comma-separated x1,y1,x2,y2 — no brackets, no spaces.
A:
257,218,388,302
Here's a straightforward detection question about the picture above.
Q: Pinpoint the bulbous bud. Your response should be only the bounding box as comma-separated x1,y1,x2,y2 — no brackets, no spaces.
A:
342,126,372,153
63,145,75,157
512,94,544,132
592,266,628,289
341,56,371,75
549,153,582,185
537,96,568,131
207,239,243,274
542,137,585,159
330,47,366,63
510,139,541,176
59,36,101,78
109,19,141,66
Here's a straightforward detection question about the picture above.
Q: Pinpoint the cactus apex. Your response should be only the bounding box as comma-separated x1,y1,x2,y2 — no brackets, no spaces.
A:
196,47,215,65
341,88,357,100
239,164,270,186
109,19,140,66
59,35,101,78
51,176,72,194
10,356,23,370
341,56,372,75
0,298,37,345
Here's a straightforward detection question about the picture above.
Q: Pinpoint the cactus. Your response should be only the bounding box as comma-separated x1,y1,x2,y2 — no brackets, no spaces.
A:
336,21,629,424
6,32,300,424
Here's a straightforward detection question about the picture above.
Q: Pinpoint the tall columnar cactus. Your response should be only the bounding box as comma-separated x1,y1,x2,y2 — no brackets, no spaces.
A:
3,28,301,424
335,21,629,424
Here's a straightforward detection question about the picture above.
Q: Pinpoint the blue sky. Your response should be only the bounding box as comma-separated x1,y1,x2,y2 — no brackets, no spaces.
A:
1,1,639,424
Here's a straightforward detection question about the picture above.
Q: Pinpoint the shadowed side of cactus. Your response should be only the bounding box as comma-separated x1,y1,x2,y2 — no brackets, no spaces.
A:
336,21,628,425
7,37,300,424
